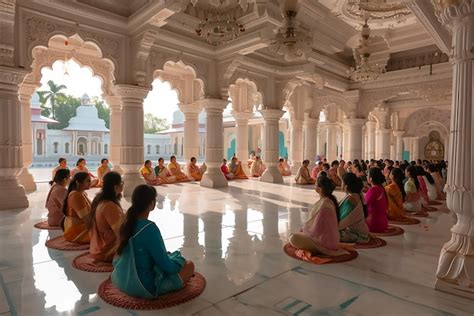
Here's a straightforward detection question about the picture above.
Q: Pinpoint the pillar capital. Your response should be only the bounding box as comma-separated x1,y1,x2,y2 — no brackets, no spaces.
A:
231,110,252,122
0,66,28,87
366,121,376,129
179,102,202,115
112,84,150,101
259,109,284,121
393,130,405,137
103,95,121,108
198,98,228,111
19,82,40,98
346,118,367,127
434,0,474,27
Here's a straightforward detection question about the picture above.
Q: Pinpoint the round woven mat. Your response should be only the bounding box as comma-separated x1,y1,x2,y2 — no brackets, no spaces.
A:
45,236,90,251
34,220,61,230
283,243,358,264
72,252,113,273
373,225,405,237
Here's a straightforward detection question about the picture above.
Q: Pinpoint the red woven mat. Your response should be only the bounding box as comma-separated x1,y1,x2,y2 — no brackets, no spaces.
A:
34,220,61,230
389,217,421,225
98,273,206,310
351,236,387,249
283,243,358,264
373,225,404,237
72,252,113,273
45,236,90,251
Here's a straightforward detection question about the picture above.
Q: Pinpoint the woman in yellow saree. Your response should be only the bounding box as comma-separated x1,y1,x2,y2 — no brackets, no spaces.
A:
167,156,190,182
140,160,161,185
62,172,92,244
187,157,203,181
228,156,248,179
155,158,177,184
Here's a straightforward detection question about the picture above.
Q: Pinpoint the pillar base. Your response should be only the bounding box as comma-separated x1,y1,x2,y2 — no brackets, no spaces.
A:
201,168,228,188
260,167,283,184
18,167,37,192
0,176,29,210
122,168,145,197
435,279,474,300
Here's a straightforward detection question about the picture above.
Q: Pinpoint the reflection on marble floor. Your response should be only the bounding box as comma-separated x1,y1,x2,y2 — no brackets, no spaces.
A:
1,174,473,315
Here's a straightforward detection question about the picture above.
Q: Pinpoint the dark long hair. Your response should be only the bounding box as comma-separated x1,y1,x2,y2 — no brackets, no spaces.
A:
342,172,367,217
87,172,122,230
62,172,90,217
50,168,70,186
116,185,157,255
406,165,419,190
368,167,385,186
416,166,435,185
390,168,406,200
317,176,340,222
76,158,85,167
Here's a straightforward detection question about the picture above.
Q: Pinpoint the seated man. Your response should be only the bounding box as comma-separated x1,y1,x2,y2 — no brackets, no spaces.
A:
311,161,323,180
167,156,190,182
250,156,266,177
295,160,315,185
52,157,69,180
328,160,342,186
277,158,292,176
220,159,234,180
228,156,248,179
140,160,161,185
187,157,203,181
155,158,177,184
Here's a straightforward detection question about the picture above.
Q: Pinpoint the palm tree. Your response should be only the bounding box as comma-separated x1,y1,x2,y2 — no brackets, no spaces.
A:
37,80,67,119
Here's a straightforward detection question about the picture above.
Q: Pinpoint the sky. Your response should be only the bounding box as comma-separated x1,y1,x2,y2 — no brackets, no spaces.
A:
39,59,180,123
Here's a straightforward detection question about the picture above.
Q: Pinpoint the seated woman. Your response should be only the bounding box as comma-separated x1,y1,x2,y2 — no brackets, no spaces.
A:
311,161,323,180
140,160,161,186
428,164,445,200
328,160,342,186
88,172,124,262
365,167,389,233
339,173,370,243
155,158,177,184
277,158,292,176
228,157,248,179
52,157,69,180
71,158,99,187
295,160,315,185
385,168,412,221
337,160,347,179
220,159,234,180
111,185,195,298
45,169,70,227
404,166,423,213
187,157,203,181
96,158,111,187
62,172,92,244
167,156,190,182
289,176,347,256
420,166,438,202
250,156,266,177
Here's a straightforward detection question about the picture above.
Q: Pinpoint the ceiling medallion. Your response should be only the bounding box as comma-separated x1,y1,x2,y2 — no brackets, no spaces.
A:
347,14,385,83
269,9,312,62
344,0,413,29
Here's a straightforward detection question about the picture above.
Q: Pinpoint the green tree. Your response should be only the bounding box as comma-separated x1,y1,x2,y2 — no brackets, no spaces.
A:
95,100,110,129
144,113,169,134
37,80,67,119
48,95,81,130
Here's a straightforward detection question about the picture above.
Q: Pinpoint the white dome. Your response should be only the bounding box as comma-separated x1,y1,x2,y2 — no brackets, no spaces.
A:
63,103,108,132
31,92,41,109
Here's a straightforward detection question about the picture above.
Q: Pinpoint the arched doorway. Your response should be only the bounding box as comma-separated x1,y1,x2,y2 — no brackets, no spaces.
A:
77,137,87,155
424,131,444,160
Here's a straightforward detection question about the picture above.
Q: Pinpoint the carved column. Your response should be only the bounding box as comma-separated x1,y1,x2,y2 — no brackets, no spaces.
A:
103,95,122,174
412,136,420,160
342,123,350,160
394,131,404,161
180,103,202,161
367,121,376,159
326,123,338,161
200,98,228,188
18,82,38,192
232,111,252,175
113,84,150,196
260,109,284,183
376,128,391,159
289,119,304,173
347,118,366,162
0,66,29,210
303,113,318,166
434,0,474,299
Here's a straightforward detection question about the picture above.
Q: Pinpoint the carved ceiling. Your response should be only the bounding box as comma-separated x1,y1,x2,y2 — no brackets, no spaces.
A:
75,0,150,17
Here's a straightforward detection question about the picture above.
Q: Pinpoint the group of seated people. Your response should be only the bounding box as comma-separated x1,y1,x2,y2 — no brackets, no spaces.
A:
139,156,201,185
51,157,111,189
289,158,448,255
45,171,195,298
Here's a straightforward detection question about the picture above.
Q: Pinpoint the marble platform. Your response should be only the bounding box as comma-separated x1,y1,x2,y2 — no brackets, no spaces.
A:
0,169,473,315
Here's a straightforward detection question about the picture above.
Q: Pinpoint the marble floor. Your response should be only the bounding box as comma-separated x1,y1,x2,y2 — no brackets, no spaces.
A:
1,169,473,316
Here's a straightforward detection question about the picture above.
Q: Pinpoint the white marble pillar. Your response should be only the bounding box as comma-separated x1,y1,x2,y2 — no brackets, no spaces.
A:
233,111,251,175
434,0,474,299
18,83,38,192
376,128,391,159
412,136,420,160
363,127,368,160
104,95,122,174
394,131,404,161
347,118,366,162
201,98,228,188
303,113,318,165
0,66,29,210
260,109,284,183
326,123,338,161
113,84,150,197
367,121,376,159
289,119,304,173
342,124,350,160
180,103,202,161
259,122,265,159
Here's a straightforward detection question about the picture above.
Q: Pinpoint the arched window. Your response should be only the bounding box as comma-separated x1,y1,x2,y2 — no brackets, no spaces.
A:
147,144,151,155
104,144,108,154
53,142,59,154
156,145,160,154
64,142,70,154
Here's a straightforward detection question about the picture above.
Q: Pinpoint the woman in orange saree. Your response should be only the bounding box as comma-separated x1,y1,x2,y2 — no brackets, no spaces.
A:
228,157,248,179
167,156,190,182
187,157,203,181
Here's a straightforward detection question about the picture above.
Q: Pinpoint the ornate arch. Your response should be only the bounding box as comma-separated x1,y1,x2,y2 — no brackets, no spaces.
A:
403,108,450,137
228,78,263,112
